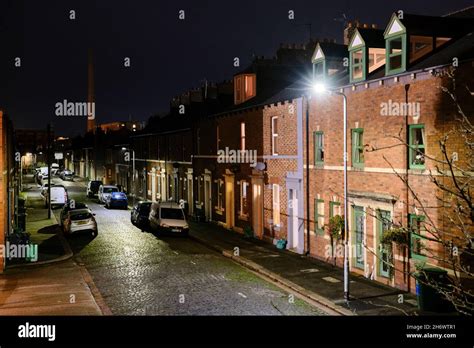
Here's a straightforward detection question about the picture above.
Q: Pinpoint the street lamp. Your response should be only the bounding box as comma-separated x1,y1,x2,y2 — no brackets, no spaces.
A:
312,82,350,302
122,147,136,206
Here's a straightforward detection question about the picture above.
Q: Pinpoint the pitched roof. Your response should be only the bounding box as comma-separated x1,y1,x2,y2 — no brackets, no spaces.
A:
400,13,474,37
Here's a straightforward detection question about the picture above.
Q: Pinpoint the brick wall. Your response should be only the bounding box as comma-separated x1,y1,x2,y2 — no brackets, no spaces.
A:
300,63,474,292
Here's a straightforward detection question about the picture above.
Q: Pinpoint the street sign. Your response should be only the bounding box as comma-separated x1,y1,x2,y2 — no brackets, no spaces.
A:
54,152,63,160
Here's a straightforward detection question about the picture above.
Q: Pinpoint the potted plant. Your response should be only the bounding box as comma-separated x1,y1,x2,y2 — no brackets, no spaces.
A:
276,236,287,250
326,215,344,265
243,226,254,239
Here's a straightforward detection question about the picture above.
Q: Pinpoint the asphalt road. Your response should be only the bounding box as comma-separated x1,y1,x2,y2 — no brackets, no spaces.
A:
50,177,328,315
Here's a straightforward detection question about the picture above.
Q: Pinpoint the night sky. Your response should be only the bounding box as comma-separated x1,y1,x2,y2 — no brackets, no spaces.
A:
1,0,473,136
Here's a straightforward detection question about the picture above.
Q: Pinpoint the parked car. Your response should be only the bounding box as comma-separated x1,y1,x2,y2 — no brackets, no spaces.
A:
149,202,189,236
105,191,128,209
98,185,119,204
87,180,104,198
63,208,97,237
60,170,74,181
60,201,88,228
40,183,50,195
43,185,68,208
131,201,152,230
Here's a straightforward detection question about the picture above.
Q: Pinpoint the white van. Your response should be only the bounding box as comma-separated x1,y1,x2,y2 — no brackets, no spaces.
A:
149,202,189,235
45,185,68,208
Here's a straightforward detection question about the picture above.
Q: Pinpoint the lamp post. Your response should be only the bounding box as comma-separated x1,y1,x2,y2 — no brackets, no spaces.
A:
122,147,135,206
313,82,350,302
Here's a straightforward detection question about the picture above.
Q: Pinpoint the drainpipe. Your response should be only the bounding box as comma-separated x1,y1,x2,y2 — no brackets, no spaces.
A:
404,83,411,292
305,95,311,256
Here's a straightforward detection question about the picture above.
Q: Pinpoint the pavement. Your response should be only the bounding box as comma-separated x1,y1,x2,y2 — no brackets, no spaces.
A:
189,221,421,316
0,174,103,315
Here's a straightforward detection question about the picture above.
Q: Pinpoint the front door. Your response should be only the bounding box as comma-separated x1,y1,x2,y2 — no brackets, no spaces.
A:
252,180,263,238
378,210,392,278
204,177,211,221
354,206,365,269
289,189,299,250
225,177,234,228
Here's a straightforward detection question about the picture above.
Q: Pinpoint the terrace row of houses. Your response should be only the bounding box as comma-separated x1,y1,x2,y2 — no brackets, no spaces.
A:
65,8,474,293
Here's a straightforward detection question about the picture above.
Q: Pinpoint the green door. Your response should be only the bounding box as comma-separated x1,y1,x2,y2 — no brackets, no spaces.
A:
354,206,365,269
378,210,392,278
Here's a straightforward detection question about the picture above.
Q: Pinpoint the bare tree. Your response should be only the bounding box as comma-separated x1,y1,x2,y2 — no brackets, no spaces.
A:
366,66,473,315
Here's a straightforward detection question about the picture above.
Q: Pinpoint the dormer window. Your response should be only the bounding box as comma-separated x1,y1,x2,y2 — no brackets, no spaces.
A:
384,15,407,75
311,44,326,80
348,30,367,82
234,74,256,105
351,48,364,80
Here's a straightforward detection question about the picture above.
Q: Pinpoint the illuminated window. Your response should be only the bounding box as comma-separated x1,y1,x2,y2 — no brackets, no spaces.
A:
272,184,280,227
234,74,256,105
240,181,249,217
217,179,224,210
240,122,246,151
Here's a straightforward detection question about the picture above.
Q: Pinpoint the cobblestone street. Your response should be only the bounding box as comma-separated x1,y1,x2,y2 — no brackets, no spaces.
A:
56,179,328,315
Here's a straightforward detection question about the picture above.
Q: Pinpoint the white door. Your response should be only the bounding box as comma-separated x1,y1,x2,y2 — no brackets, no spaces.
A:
289,189,299,250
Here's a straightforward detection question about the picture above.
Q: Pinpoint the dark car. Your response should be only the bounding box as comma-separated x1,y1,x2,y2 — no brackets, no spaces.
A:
131,201,152,230
105,191,128,209
59,201,88,228
87,180,103,198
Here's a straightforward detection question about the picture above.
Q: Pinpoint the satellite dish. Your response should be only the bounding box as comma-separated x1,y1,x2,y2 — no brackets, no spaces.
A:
254,162,266,171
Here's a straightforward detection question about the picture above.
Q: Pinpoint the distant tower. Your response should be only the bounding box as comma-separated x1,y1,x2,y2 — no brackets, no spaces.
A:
87,48,96,133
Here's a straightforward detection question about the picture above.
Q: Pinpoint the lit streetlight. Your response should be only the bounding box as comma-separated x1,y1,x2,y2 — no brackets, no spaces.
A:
122,147,136,206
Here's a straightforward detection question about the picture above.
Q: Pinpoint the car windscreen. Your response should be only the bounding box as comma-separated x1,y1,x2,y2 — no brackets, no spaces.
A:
160,208,184,220
103,187,118,193
70,212,92,220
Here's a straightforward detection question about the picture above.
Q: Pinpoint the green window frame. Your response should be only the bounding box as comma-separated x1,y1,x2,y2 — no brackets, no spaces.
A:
350,48,366,82
329,201,341,218
314,198,325,235
351,128,364,167
385,34,407,75
313,131,324,165
409,124,426,169
410,214,426,260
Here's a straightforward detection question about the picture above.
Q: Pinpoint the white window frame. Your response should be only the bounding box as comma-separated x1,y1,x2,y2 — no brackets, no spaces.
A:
271,116,279,155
